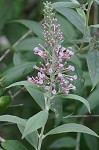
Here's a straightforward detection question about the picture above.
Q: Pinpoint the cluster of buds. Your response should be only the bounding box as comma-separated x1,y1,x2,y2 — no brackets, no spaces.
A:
28,1,77,95
43,2,63,47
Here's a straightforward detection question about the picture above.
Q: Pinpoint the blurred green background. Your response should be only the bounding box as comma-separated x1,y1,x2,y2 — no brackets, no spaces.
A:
0,0,99,150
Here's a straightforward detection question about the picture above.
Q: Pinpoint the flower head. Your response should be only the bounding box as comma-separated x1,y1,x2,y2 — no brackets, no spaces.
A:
28,1,77,95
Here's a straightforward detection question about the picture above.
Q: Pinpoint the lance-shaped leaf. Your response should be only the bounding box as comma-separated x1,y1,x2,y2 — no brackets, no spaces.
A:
84,134,98,150
13,20,44,39
53,94,90,113
15,37,44,52
52,2,80,9
0,62,36,87
54,7,85,33
6,81,44,93
44,123,98,137
25,86,45,109
78,87,99,115
1,140,28,150
22,110,48,138
18,125,38,150
49,137,76,148
50,97,63,126
87,48,99,89
0,115,26,126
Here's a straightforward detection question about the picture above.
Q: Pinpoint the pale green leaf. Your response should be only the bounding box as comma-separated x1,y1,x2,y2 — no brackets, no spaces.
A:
76,8,86,21
49,137,76,148
0,115,26,126
15,37,44,52
25,86,45,109
78,87,99,114
18,125,38,149
13,52,23,65
53,94,90,113
1,140,28,150
54,7,85,33
56,14,77,40
50,97,63,126
22,110,48,138
13,20,44,39
71,0,80,4
87,49,99,89
52,2,80,8
6,81,44,93
0,62,36,87
84,134,98,150
45,123,98,137
83,71,92,87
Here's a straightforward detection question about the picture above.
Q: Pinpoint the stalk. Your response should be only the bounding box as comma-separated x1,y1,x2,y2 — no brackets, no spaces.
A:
79,1,93,52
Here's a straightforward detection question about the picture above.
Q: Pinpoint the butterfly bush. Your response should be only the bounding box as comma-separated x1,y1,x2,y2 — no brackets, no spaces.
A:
28,1,77,95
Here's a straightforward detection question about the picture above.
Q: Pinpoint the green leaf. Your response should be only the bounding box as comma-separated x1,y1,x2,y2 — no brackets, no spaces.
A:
76,8,86,21
25,86,45,109
45,123,98,137
56,14,77,40
52,2,80,9
53,94,90,113
83,71,92,87
0,62,36,87
50,97,63,126
22,110,48,138
4,22,28,44
90,24,99,28
13,20,44,39
6,81,44,93
13,52,23,65
84,134,98,150
54,7,85,33
78,87,99,114
13,51,39,65
15,37,45,52
1,140,28,150
0,115,26,126
49,137,76,148
87,49,99,89
94,0,99,5
18,125,38,149
71,0,80,3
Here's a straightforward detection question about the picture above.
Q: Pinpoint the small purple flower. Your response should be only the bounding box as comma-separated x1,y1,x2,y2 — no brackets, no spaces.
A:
73,75,77,80
28,77,32,82
45,86,50,90
58,73,63,78
52,89,56,94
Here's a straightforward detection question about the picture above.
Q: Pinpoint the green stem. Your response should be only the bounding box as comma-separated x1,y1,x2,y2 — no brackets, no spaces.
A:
78,1,93,52
37,126,45,150
37,95,51,150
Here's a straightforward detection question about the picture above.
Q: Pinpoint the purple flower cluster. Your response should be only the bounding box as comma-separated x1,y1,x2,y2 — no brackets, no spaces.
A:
28,1,77,95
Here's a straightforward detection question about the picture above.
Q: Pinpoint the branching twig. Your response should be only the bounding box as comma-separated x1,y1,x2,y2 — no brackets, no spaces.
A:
0,30,32,62
63,115,99,118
